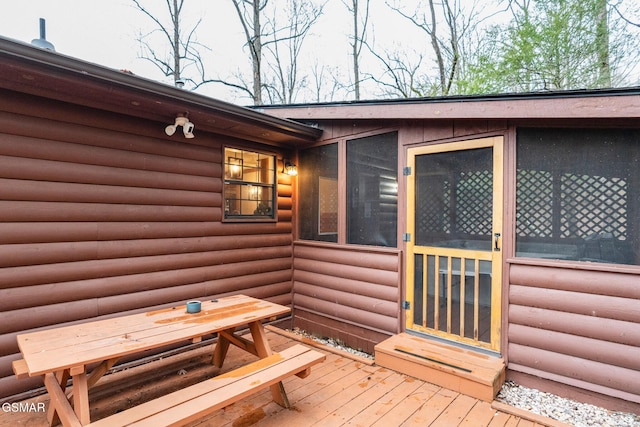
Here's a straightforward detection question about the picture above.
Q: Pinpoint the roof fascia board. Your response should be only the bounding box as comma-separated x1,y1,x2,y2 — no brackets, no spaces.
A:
261,89,640,121
0,37,322,141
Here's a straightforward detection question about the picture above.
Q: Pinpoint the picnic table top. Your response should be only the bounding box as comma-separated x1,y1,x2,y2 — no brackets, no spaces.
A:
17,295,290,376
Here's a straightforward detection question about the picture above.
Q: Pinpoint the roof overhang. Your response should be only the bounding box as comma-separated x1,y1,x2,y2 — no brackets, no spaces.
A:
260,88,640,122
0,37,322,146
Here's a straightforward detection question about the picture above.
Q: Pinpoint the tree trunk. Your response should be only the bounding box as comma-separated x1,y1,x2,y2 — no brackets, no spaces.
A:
352,0,360,100
595,0,611,87
252,1,263,105
428,0,446,95
173,0,181,83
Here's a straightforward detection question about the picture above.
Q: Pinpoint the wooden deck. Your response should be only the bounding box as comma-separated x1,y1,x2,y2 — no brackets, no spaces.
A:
1,328,563,427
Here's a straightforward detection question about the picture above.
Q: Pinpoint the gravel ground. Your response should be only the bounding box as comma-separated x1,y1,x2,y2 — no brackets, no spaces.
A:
290,329,640,426
289,328,374,360
497,381,640,427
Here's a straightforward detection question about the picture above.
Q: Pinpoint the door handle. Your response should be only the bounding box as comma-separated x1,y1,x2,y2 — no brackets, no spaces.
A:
494,233,501,251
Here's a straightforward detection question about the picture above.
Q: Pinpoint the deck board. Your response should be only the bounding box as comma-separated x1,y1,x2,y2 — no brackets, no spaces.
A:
430,393,478,426
2,329,559,427
401,388,459,426
459,400,500,426
487,411,517,427
312,370,401,426
346,375,424,426
372,382,441,426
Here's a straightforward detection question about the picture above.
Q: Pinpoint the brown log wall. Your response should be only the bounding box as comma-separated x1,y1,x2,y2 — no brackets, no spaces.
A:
0,104,295,398
507,262,640,404
292,241,401,353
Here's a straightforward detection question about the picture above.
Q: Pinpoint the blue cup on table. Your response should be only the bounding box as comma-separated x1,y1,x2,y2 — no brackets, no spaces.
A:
186,300,201,313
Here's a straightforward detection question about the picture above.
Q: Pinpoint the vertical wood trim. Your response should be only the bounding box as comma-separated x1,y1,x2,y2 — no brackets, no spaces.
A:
474,258,480,341
422,254,428,329
337,140,347,245
446,257,452,333
288,156,299,242
405,146,417,332
434,255,440,331
491,136,504,351
502,128,516,363
460,257,466,339
398,139,409,332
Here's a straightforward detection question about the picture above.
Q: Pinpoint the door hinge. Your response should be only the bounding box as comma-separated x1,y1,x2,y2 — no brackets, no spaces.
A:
402,233,411,242
403,166,412,176
402,301,410,310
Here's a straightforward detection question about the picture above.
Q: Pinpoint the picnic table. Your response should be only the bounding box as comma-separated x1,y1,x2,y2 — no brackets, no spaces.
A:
13,294,324,427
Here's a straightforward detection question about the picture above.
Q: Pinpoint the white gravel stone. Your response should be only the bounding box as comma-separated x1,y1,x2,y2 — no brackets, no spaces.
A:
289,328,374,360
497,380,640,427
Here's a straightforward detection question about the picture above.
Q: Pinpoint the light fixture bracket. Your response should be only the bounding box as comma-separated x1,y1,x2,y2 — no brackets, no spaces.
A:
165,113,195,139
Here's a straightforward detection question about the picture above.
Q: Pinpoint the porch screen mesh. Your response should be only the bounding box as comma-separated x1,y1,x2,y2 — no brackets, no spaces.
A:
414,147,493,248
298,143,338,242
347,132,398,247
516,128,639,266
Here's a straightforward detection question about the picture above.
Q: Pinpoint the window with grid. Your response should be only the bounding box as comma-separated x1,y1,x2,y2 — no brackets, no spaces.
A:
516,128,639,266
223,147,276,220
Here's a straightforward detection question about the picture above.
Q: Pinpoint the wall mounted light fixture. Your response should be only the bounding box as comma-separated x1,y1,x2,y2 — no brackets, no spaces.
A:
283,160,298,176
227,157,243,180
165,114,195,139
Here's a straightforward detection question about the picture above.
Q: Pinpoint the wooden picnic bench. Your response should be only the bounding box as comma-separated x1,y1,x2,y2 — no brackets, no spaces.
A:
13,295,324,427
86,344,324,427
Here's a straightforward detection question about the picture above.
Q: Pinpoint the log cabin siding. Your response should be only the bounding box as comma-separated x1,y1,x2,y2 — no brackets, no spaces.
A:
0,100,295,398
507,262,640,404
292,241,401,353
4,45,639,411
264,103,640,409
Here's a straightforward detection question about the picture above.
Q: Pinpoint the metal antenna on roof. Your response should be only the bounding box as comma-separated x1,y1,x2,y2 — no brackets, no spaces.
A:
31,18,56,51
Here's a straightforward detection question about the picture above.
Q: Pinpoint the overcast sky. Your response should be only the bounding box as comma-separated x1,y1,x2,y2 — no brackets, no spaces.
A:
0,0,410,103
2,1,638,104
2,1,148,71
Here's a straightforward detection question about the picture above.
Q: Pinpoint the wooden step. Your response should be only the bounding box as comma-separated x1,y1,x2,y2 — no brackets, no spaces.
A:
374,333,505,402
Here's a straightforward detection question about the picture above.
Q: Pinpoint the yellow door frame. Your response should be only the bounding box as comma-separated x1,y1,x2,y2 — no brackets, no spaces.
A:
405,136,503,351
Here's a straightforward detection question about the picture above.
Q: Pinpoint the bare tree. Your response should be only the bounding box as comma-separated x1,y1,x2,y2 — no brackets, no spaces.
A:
263,0,326,104
133,0,209,88
229,0,324,105
387,0,482,96
365,44,433,98
614,9,640,27
611,0,640,28
343,0,370,100
605,0,640,85
310,61,346,102
231,0,268,104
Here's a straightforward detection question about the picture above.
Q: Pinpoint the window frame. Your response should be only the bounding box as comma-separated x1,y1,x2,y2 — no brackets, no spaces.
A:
296,129,400,247
223,146,277,222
